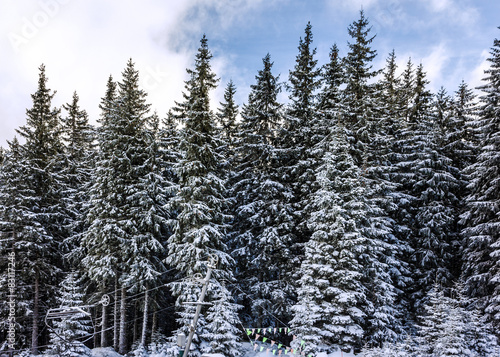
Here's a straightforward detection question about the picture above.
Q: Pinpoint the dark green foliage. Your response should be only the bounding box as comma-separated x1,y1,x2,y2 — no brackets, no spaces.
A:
230,53,294,327
461,30,500,329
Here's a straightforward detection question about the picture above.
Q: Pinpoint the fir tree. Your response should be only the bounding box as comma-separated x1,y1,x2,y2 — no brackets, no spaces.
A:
204,284,242,357
416,282,451,356
292,127,389,353
60,91,95,264
317,43,344,136
445,81,479,172
393,64,457,314
281,21,322,237
82,60,166,353
0,138,38,350
341,13,403,343
342,9,380,163
461,29,500,329
230,53,295,327
217,80,239,149
47,272,92,357
1,65,65,354
165,36,239,356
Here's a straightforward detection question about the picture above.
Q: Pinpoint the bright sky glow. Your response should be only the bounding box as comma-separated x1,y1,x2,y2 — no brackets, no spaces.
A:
0,0,499,147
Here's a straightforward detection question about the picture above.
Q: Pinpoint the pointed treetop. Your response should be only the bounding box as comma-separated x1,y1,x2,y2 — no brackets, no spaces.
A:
288,22,320,118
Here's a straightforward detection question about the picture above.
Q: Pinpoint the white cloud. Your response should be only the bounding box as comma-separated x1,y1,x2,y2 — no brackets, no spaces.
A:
420,44,450,90
467,49,490,90
427,0,452,12
423,0,479,27
0,0,275,147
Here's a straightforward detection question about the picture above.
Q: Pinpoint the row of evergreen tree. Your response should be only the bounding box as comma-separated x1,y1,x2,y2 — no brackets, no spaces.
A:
0,11,499,356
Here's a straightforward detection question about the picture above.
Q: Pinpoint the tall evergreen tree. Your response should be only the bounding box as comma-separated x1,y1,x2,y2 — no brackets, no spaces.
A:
0,65,65,354
281,21,321,229
341,13,404,343
276,23,322,324
217,80,239,148
393,64,457,313
47,272,92,357
0,138,40,350
342,9,380,163
60,91,95,263
317,43,344,132
230,53,294,327
292,126,396,353
166,36,240,356
82,60,166,353
445,81,479,172
461,30,500,329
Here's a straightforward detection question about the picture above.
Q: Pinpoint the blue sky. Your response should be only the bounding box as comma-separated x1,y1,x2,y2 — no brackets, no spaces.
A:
0,0,499,147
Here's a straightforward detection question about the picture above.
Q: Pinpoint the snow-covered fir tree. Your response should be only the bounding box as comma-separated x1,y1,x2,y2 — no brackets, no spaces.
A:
60,91,95,263
393,64,457,315
341,10,380,163
217,80,239,150
82,60,166,353
204,283,242,357
416,282,452,356
230,53,295,327
416,281,499,357
158,110,181,204
375,50,414,328
341,12,403,344
0,138,39,350
279,22,322,264
317,43,344,137
445,81,479,173
461,30,500,330
291,126,388,353
0,65,65,354
165,35,239,356
46,272,92,357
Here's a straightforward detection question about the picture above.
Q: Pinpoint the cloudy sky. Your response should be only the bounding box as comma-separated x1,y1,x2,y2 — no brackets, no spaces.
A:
0,0,499,148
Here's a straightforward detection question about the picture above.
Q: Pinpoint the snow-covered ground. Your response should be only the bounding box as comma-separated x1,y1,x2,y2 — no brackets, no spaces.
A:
91,347,124,357
85,343,357,357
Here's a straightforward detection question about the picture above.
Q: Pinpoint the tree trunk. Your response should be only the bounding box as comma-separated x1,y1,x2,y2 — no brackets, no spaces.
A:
133,301,138,344
119,287,127,354
152,304,157,337
94,307,99,348
141,289,149,346
101,298,108,347
114,277,119,351
31,273,39,355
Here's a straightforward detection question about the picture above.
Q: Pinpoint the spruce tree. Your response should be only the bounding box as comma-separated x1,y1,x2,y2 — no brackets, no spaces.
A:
416,282,451,356
0,138,39,350
47,272,92,357
204,284,242,357
317,43,344,135
445,81,479,172
165,36,239,356
342,9,380,162
217,80,239,149
341,13,403,343
230,53,295,327
2,65,65,354
82,60,166,353
292,126,391,353
60,91,95,264
280,21,321,250
461,30,500,329
393,64,458,314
